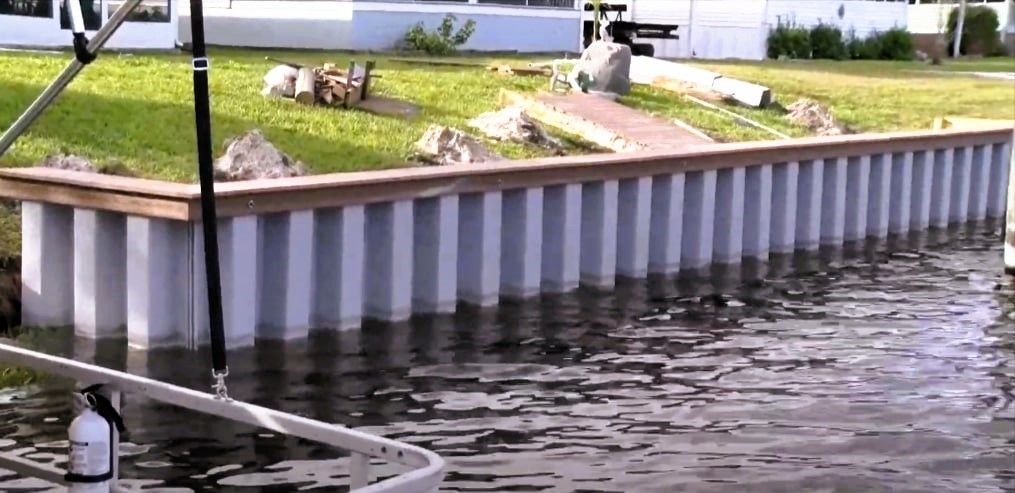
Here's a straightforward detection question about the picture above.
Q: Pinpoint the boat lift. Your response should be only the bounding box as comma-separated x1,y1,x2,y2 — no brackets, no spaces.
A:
0,0,445,490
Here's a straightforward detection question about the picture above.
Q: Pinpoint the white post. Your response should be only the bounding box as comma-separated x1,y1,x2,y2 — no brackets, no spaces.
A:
413,196,460,311
968,144,992,221
952,0,967,58
821,157,848,246
542,184,582,292
648,174,685,275
73,209,126,337
257,211,314,339
126,216,190,348
681,170,718,270
580,180,619,287
743,164,773,260
458,192,502,305
313,206,366,329
795,159,824,250
713,167,746,264
844,156,871,243
770,161,799,254
949,146,973,223
616,177,652,278
930,148,955,228
1006,142,1014,273
365,200,414,321
501,189,544,297
20,202,73,328
868,152,893,238
910,150,934,231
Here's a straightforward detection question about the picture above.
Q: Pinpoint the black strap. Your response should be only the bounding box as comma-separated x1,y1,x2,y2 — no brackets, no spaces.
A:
188,0,228,376
72,33,96,65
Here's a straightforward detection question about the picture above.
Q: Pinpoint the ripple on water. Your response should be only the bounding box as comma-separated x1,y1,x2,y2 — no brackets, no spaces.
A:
1,231,1012,492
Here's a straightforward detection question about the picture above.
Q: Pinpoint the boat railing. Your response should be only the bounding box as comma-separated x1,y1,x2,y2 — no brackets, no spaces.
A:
0,342,445,493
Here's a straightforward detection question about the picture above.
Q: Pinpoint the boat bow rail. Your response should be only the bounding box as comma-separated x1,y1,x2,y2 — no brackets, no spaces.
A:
0,342,446,492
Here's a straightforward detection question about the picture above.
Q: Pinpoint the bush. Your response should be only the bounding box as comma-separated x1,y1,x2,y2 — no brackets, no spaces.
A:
877,27,915,61
767,23,811,59
810,23,847,60
947,5,1001,55
403,14,477,56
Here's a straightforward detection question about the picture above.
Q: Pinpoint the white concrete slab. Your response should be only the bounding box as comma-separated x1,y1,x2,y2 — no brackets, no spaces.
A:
949,146,973,223
796,159,824,250
821,157,848,246
648,173,685,275
867,152,893,238
968,145,992,222
987,142,1012,218
20,202,73,328
910,150,934,231
581,180,620,287
844,156,871,242
458,192,503,305
714,167,746,264
365,200,414,321
681,170,718,270
929,148,954,228
414,196,460,311
314,206,367,329
770,161,799,253
743,164,773,260
73,210,126,338
542,184,582,292
502,188,544,297
126,216,190,348
617,177,653,278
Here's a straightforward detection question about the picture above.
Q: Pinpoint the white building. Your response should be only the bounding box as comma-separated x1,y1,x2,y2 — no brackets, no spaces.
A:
0,0,178,49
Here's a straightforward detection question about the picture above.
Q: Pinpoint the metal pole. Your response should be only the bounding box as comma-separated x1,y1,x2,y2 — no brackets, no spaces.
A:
188,0,230,393
952,0,968,58
0,0,144,157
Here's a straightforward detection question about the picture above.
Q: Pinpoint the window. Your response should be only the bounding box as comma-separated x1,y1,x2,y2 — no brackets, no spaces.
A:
60,0,102,30
0,0,53,18
108,0,171,22
477,0,576,7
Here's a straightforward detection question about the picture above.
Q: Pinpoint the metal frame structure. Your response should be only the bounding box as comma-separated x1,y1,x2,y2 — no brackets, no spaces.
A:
0,0,445,490
0,342,445,492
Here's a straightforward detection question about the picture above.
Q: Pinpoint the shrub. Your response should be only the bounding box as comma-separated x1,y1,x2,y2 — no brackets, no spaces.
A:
947,5,1001,55
810,23,847,60
877,28,915,60
404,14,477,56
767,22,811,59
847,30,881,60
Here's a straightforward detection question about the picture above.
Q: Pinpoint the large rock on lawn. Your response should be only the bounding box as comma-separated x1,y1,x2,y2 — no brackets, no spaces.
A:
467,106,562,150
577,41,632,96
415,125,500,166
214,130,307,181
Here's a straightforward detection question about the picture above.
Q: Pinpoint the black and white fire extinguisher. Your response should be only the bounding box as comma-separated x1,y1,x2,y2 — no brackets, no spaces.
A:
66,384,126,492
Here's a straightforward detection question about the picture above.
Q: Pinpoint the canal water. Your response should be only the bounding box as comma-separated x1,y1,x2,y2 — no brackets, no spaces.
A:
2,226,1013,492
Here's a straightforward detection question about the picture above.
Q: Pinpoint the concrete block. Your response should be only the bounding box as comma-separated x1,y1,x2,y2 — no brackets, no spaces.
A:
21,202,74,328
910,150,934,231
929,148,954,228
257,210,314,339
617,177,652,278
714,167,746,264
73,209,126,338
821,157,848,246
126,216,190,348
542,184,582,292
868,152,893,238
502,188,544,297
796,159,824,250
190,216,259,347
366,200,414,321
743,164,773,260
968,145,992,221
949,146,973,223
648,173,685,275
580,180,619,287
314,205,366,329
844,156,871,242
770,161,799,253
681,170,718,270
987,142,1012,218
458,192,502,305
414,196,460,311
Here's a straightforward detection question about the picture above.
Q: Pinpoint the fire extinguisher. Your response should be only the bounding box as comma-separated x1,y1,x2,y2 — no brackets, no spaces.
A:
66,384,126,493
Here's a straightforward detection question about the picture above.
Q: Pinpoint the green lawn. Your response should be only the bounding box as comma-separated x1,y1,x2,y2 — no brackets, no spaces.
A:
2,50,1012,180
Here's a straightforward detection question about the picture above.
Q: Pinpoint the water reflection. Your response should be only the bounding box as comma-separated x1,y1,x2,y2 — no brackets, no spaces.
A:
2,225,1014,492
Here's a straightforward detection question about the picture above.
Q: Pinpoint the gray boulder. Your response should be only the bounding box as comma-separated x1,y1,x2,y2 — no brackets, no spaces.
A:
214,130,307,181
467,106,562,150
577,41,632,95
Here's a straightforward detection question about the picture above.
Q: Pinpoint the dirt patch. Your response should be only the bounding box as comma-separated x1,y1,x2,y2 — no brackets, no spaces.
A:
38,154,138,177
785,98,851,136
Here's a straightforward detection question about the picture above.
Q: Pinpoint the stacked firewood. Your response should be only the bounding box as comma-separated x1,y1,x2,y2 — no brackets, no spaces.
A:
262,61,371,108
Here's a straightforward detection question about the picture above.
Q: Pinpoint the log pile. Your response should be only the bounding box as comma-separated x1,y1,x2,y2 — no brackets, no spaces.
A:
263,61,374,109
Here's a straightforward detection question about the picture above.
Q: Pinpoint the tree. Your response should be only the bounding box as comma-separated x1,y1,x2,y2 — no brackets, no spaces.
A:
952,0,967,57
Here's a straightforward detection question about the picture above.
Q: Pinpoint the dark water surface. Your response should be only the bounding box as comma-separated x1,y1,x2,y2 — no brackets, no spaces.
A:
2,227,1014,492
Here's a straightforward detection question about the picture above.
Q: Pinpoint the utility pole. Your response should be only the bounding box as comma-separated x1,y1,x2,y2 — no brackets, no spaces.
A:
952,0,968,58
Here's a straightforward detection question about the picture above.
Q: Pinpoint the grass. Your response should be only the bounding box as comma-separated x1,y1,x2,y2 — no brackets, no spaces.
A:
623,58,1015,142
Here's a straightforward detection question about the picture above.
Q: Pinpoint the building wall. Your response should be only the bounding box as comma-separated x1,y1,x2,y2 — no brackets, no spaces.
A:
178,1,581,52
0,0,178,49
626,0,908,60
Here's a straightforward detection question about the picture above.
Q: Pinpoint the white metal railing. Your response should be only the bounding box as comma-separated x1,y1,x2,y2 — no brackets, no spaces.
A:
0,341,445,493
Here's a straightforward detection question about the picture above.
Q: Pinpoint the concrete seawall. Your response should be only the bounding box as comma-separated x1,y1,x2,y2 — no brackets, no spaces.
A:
1,126,1011,348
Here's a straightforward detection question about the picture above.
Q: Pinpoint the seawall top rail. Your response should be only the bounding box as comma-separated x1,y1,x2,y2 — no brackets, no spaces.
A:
0,125,1011,220
0,341,445,492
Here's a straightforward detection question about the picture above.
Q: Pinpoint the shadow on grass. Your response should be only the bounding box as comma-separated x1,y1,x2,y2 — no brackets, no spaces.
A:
0,80,398,181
